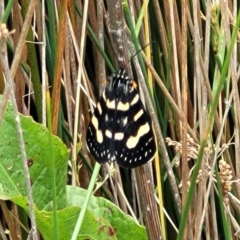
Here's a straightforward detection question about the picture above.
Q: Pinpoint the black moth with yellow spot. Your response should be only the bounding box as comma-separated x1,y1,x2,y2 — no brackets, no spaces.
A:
86,68,156,168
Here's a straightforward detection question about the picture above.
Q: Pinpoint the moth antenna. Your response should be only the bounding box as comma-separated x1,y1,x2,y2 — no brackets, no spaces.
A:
124,42,153,70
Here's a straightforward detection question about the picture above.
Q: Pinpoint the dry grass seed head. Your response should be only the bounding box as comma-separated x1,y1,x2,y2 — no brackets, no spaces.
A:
166,135,211,167
218,159,233,194
166,135,214,191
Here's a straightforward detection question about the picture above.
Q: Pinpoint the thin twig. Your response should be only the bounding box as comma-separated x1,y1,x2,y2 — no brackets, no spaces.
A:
0,24,38,240
72,0,89,186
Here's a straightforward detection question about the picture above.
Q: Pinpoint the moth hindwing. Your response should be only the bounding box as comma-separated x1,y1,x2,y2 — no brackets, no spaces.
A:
86,68,156,168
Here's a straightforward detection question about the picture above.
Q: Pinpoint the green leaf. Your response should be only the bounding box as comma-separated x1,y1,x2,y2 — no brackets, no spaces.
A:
21,186,146,240
36,205,116,240
66,186,147,240
0,98,69,210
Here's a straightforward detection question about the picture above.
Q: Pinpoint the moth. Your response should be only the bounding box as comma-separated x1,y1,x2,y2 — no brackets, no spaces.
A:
86,68,156,168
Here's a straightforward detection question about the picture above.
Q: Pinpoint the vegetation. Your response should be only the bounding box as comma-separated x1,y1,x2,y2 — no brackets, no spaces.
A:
0,0,240,239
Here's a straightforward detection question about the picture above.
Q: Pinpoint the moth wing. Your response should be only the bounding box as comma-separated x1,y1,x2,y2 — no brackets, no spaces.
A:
86,91,113,163
114,92,156,168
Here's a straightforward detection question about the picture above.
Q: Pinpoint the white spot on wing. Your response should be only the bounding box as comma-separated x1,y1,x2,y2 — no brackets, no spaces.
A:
126,123,150,149
88,127,93,136
106,99,116,109
117,101,129,111
91,115,103,143
130,94,139,106
91,115,98,130
114,132,124,140
105,114,109,122
105,130,112,138
122,117,128,126
134,109,144,121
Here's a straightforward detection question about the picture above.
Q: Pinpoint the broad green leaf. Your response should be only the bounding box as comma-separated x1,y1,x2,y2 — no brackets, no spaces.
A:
66,186,147,240
36,205,116,240
0,98,69,210
36,186,147,239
